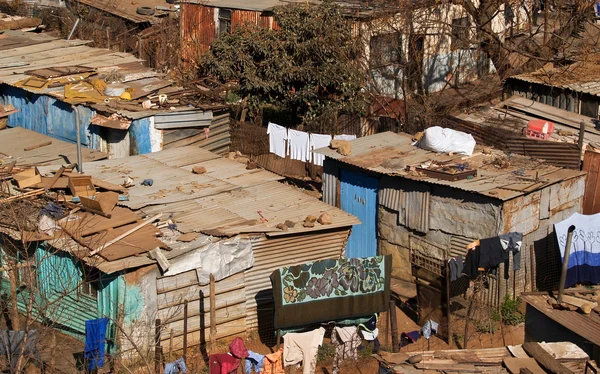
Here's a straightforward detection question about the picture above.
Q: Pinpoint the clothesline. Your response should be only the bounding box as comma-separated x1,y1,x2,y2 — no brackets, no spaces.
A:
267,122,356,166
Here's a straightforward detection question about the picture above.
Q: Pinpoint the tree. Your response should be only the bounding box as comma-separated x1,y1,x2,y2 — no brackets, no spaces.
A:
201,1,369,130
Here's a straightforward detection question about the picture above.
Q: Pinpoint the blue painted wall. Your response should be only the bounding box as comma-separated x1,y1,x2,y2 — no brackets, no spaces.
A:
128,117,154,155
340,168,379,258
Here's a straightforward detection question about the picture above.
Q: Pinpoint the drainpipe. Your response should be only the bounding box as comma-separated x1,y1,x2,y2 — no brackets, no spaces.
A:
557,225,576,304
74,106,83,173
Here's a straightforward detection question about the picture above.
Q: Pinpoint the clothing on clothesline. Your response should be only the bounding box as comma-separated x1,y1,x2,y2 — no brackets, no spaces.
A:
499,232,523,271
283,327,326,374
400,331,420,347
229,337,248,359
331,326,361,374
449,255,463,282
84,317,109,371
358,313,378,333
333,134,357,141
245,350,265,373
288,129,310,162
0,330,40,369
309,133,332,166
209,353,240,374
478,237,506,271
463,246,480,280
165,358,187,374
421,320,439,340
555,212,600,287
263,348,285,374
267,122,288,158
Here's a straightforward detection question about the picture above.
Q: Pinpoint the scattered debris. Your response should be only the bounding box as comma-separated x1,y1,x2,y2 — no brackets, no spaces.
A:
330,139,351,156
303,215,317,228
192,166,207,174
246,161,258,170
284,220,296,228
317,212,332,225
276,223,289,231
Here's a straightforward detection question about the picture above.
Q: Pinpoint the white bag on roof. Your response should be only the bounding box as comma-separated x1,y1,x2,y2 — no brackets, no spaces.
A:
418,126,476,156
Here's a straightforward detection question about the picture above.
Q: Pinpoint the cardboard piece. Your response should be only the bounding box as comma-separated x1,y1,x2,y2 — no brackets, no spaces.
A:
503,358,546,374
13,168,42,189
67,175,96,197
80,192,119,214
177,232,200,242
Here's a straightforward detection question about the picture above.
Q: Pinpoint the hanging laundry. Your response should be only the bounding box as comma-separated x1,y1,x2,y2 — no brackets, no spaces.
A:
449,255,463,282
331,326,361,374
288,129,310,162
263,348,285,374
283,327,326,374
229,337,249,359
0,330,40,369
478,237,506,270
309,133,332,166
209,353,240,374
245,350,265,373
358,314,380,353
421,320,439,340
500,232,523,270
165,358,187,374
84,318,109,371
267,122,288,158
400,331,421,347
555,212,600,287
463,246,480,280
333,134,357,141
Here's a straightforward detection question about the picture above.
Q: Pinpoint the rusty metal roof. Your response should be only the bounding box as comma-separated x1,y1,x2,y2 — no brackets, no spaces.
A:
0,127,107,166
76,0,178,24
522,292,600,347
183,0,283,11
315,132,585,201
509,58,600,97
44,145,359,237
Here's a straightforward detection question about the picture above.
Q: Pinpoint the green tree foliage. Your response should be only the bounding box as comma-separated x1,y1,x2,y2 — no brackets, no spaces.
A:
201,1,369,129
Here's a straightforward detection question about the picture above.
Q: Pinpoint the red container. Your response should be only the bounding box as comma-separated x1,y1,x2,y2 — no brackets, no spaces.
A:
524,119,554,140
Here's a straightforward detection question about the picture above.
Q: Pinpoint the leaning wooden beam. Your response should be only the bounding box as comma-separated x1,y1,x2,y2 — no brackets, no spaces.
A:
89,213,162,257
0,188,44,203
522,342,575,374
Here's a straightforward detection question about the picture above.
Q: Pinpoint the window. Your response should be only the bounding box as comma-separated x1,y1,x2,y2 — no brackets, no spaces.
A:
370,33,403,68
219,8,232,36
80,268,99,299
451,17,471,50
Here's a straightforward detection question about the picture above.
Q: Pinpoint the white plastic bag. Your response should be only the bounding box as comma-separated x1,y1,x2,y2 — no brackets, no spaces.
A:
419,126,476,156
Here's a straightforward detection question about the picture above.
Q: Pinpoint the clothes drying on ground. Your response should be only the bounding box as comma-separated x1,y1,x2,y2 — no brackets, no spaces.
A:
85,317,109,371
165,358,187,374
263,348,285,374
333,134,357,141
287,129,310,162
245,350,265,373
209,353,240,374
332,326,361,374
309,133,332,166
229,337,248,359
267,122,288,158
449,255,463,282
555,212,600,287
283,327,326,374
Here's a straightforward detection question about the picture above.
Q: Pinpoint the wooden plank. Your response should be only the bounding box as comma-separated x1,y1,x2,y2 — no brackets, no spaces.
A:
23,141,52,151
90,213,162,256
561,295,598,309
91,177,126,192
58,207,139,237
149,248,170,272
91,224,166,261
522,342,575,374
413,363,481,372
159,317,247,351
504,358,546,374
80,191,119,214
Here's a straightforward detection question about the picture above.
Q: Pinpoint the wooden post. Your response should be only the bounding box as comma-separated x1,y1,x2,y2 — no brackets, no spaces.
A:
8,263,19,330
445,261,452,347
529,244,535,291
155,319,162,374
463,282,475,350
389,300,399,353
210,274,217,352
498,279,506,347
276,329,281,352
169,329,174,359
106,27,111,50
137,35,143,59
183,300,188,362
543,1,549,44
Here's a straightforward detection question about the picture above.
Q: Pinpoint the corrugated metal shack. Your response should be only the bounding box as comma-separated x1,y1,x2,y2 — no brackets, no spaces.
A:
505,56,600,118
28,145,358,352
0,30,231,158
180,0,279,64
316,132,586,304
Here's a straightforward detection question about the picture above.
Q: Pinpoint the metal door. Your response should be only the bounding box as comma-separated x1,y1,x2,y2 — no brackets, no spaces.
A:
340,169,378,258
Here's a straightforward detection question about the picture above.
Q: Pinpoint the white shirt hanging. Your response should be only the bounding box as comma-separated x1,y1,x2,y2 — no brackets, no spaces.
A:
267,122,288,158
333,134,357,141
288,129,310,162
309,133,332,166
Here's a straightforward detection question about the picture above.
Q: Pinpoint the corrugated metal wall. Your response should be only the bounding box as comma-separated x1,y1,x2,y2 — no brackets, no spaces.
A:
156,271,246,351
379,176,430,233
322,158,338,206
163,113,231,155
244,230,349,329
583,150,600,214
0,85,93,146
340,169,378,258
231,10,274,31
181,4,216,63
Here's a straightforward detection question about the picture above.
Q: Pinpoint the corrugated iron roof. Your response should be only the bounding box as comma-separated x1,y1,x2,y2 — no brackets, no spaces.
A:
76,0,177,24
0,31,216,120
0,127,107,166
183,0,283,11
44,145,359,237
509,59,600,97
522,292,600,346
315,132,585,201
